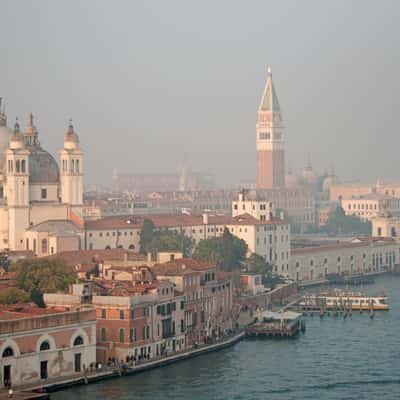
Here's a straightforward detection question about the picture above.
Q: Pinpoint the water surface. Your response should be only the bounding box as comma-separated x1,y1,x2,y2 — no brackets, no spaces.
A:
53,275,400,400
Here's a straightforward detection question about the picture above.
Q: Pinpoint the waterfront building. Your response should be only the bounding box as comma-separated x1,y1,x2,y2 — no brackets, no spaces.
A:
289,237,399,283
0,106,84,253
0,304,96,388
45,280,186,364
152,258,234,345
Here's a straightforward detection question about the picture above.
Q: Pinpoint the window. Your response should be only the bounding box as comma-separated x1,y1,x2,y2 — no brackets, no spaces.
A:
73,336,84,346
130,328,135,342
40,341,50,351
2,347,13,357
120,310,124,320
41,239,48,254
41,188,47,199
130,309,134,319
119,328,125,343
101,328,107,342
101,309,106,319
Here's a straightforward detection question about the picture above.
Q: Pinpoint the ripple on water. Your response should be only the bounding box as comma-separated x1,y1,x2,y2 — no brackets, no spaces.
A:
53,275,400,400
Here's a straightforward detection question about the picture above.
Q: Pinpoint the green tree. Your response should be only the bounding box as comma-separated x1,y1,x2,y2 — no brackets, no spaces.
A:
325,207,371,235
12,259,76,299
139,219,155,254
193,228,247,271
0,287,30,304
149,230,194,257
245,253,272,275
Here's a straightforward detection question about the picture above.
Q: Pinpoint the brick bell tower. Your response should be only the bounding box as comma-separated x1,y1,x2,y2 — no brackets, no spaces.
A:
256,67,285,189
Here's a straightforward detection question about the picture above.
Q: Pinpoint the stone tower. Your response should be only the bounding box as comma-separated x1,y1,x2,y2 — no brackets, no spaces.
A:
59,121,83,206
256,67,285,189
6,120,30,250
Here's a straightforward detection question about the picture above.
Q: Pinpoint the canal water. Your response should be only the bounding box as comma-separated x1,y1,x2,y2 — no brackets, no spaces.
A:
53,274,400,400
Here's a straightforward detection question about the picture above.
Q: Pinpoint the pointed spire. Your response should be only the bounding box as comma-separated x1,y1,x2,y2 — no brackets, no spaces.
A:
259,66,281,112
0,98,6,127
14,117,20,133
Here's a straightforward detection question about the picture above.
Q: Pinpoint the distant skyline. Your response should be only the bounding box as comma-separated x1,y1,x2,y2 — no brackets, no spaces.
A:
1,0,399,187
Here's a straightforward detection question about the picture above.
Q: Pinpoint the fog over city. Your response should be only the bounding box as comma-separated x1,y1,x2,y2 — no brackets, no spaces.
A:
1,0,399,186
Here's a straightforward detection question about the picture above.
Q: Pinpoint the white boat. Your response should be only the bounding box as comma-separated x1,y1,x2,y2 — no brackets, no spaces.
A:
300,290,389,311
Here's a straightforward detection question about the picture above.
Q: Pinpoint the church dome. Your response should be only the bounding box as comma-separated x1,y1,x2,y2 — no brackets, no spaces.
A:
29,148,59,184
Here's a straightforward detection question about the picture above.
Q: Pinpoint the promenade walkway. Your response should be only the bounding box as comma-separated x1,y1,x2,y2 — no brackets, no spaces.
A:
12,331,245,395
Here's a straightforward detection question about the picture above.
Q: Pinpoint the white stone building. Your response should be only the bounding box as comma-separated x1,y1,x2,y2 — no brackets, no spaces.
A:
341,194,400,221
289,238,399,283
0,105,84,253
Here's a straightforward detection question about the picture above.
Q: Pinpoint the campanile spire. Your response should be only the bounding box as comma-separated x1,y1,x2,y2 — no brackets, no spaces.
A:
256,67,285,189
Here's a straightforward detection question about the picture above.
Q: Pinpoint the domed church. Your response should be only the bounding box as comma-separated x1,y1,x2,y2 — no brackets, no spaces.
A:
0,100,84,253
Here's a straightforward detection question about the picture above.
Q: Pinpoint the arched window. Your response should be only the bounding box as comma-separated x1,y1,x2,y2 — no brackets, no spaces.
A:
119,328,125,343
75,159,80,173
71,159,75,172
15,160,20,173
21,160,26,173
128,244,135,250
40,341,50,351
105,245,111,250
2,347,14,357
41,239,48,254
73,336,84,346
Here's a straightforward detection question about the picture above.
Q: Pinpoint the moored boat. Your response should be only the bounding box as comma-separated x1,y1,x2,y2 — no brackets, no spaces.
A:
299,290,389,311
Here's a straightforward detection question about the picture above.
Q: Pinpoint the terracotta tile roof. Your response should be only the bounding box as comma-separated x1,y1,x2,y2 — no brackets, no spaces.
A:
44,249,146,268
291,238,396,255
152,258,216,276
0,303,66,320
84,213,285,231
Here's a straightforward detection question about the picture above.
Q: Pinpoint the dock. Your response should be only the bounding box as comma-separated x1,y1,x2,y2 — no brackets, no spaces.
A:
246,310,305,338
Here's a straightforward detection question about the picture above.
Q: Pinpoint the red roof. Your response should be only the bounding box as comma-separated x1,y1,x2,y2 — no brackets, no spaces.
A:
44,249,146,268
85,213,285,231
152,258,216,276
292,238,396,255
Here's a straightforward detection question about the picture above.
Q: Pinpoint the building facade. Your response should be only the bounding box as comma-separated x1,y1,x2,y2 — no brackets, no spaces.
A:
289,238,399,283
0,305,96,388
341,194,400,221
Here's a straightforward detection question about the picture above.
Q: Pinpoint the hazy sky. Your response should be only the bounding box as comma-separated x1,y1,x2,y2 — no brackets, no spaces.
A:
1,1,399,186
